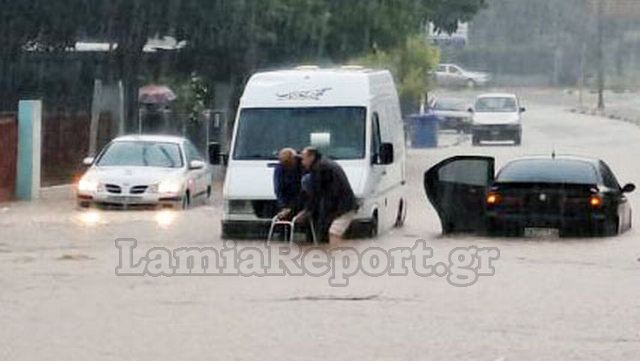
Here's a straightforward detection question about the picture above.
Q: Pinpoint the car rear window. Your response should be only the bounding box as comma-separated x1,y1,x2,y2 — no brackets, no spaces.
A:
434,99,467,111
496,159,599,185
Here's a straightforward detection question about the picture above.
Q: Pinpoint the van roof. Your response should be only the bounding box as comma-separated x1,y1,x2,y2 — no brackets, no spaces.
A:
240,67,396,108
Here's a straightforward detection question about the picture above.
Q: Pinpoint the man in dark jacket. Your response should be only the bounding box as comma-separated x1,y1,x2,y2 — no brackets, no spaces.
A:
297,147,358,244
273,148,303,220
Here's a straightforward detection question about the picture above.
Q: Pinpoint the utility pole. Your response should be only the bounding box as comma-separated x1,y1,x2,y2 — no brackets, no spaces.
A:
578,41,586,109
596,0,605,110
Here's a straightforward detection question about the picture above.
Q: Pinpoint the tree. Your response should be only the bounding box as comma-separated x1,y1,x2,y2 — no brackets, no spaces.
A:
355,35,440,114
0,0,486,115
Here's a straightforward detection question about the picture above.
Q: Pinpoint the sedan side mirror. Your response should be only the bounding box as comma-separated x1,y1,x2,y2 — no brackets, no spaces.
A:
622,183,636,194
377,143,394,165
468,108,474,113
82,157,95,166
520,107,526,113
189,160,206,170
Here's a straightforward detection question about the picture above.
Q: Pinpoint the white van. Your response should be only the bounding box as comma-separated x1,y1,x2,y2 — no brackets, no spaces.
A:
221,66,407,239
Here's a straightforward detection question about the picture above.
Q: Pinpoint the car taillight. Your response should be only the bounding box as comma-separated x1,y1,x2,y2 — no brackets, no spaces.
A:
486,192,501,206
588,194,603,209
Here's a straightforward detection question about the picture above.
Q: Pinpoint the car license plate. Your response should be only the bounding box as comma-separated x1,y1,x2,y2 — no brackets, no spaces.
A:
107,196,143,204
524,228,559,238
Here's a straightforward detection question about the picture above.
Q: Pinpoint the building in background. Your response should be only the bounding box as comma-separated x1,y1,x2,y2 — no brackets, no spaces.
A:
428,22,469,49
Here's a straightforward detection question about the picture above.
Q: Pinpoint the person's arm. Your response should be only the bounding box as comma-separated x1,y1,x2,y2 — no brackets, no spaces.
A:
273,166,285,209
304,170,323,213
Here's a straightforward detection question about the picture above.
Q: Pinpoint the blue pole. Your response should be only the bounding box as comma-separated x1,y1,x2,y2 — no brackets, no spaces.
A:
16,100,42,201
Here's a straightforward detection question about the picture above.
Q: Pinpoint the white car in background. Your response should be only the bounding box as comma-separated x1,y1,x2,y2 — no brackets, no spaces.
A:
434,64,491,88
77,135,212,209
470,93,525,146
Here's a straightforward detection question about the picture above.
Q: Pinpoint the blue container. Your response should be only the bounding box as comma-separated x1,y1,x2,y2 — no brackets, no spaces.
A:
407,114,439,148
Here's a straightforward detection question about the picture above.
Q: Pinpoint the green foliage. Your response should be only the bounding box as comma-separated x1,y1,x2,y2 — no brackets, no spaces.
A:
0,0,485,113
355,35,440,112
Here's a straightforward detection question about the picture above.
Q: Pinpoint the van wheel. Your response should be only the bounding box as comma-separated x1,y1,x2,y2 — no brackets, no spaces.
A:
369,213,379,238
206,186,212,199
394,200,407,228
514,133,522,146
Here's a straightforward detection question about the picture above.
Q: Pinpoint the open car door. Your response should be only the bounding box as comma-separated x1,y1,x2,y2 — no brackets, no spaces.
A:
424,156,495,234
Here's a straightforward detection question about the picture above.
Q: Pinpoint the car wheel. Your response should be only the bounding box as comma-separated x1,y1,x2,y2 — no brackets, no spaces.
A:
466,79,476,89
594,218,619,237
472,132,481,146
181,192,191,210
486,219,503,237
514,133,522,146
206,186,212,199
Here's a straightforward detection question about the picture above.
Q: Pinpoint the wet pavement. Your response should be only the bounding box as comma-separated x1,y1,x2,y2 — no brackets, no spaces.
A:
1,88,640,361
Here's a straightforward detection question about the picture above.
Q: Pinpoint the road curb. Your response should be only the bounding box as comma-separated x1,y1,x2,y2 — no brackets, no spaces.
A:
569,107,640,127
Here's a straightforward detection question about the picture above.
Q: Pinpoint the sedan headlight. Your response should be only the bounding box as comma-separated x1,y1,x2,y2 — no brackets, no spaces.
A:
78,177,99,193
158,179,183,194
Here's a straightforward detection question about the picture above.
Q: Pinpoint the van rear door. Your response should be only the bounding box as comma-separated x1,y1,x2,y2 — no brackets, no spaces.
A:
424,156,495,234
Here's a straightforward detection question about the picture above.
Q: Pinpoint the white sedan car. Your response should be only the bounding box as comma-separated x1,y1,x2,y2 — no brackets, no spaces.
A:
77,135,213,209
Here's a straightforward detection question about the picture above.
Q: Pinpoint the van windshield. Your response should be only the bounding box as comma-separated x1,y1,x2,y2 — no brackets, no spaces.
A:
475,97,518,113
233,107,366,160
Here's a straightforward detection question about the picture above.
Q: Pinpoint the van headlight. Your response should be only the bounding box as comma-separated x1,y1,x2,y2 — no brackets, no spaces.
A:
78,177,99,193
225,200,254,215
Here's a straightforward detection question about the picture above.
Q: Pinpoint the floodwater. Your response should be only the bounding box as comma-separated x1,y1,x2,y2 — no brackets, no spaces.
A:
1,89,639,361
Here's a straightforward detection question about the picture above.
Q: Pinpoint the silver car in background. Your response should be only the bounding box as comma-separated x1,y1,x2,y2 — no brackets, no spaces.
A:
76,135,213,209
434,63,491,88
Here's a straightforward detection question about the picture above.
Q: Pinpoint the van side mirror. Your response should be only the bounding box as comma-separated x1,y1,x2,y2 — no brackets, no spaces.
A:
82,157,95,166
622,183,636,194
468,108,474,113
520,107,526,113
377,143,394,165
208,142,228,166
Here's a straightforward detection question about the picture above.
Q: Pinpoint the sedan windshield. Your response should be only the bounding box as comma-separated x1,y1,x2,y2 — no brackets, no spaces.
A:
475,97,517,113
97,141,183,168
497,159,599,185
233,107,366,160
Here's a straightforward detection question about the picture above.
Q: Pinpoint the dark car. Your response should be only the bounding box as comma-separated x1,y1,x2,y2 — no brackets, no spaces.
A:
424,155,635,237
429,97,472,133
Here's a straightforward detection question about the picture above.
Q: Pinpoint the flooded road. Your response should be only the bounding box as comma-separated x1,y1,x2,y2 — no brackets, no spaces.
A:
1,89,639,361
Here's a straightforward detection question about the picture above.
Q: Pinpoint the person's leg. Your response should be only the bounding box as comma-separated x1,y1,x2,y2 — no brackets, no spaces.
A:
329,233,343,246
328,212,355,246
